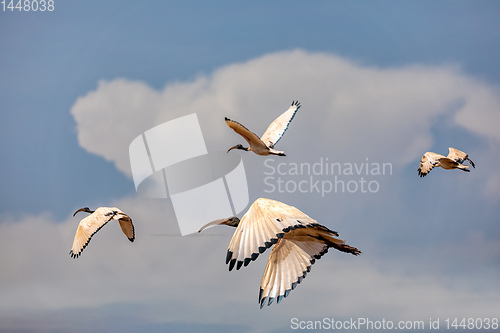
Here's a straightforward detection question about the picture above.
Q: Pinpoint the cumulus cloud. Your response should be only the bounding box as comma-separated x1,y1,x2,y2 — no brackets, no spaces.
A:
70,50,500,199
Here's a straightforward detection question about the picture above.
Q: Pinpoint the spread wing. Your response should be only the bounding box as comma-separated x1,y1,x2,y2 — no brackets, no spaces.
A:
225,117,268,150
447,147,475,168
116,212,135,241
258,224,360,308
260,101,300,148
258,238,329,308
225,198,317,271
70,210,114,258
417,152,445,177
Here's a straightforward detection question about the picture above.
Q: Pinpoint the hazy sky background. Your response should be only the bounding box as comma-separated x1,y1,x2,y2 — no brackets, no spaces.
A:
1,1,499,332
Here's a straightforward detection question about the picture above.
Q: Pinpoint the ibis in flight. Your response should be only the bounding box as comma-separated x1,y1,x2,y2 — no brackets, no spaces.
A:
198,198,361,308
69,207,135,258
225,100,301,156
418,147,475,177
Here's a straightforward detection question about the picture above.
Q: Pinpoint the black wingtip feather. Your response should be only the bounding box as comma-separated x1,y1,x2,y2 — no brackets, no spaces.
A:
226,250,233,264
229,258,236,271
244,257,251,267
260,296,268,309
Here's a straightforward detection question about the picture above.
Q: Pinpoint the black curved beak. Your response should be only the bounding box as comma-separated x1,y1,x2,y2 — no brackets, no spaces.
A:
198,217,240,233
227,145,238,153
73,207,91,217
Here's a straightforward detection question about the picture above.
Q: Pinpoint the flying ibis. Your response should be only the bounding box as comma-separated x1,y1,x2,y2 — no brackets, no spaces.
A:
69,207,135,258
198,198,361,308
225,101,301,156
418,147,475,177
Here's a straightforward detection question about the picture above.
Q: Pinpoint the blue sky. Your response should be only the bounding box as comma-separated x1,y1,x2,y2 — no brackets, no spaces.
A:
1,1,500,332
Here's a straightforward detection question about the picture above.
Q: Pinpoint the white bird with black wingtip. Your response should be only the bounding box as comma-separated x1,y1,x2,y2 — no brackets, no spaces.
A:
198,198,361,308
69,207,135,258
417,147,475,177
225,101,301,156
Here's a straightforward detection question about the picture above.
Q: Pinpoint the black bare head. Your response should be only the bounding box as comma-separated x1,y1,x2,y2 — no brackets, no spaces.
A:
227,144,249,153
73,207,94,217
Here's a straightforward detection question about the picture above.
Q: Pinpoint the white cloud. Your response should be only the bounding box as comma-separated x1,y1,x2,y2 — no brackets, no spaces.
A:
71,50,500,177
1,203,499,332
71,79,162,177
453,76,500,142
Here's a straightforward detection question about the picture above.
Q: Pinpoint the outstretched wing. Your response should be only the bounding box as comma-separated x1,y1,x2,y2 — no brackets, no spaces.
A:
226,198,317,271
114,209,135,242
258,238,328,308
258,224,361,308
225,117,268,151
417,152,445,177
260,101,300,148
447,147,475,168
70,209,114,258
